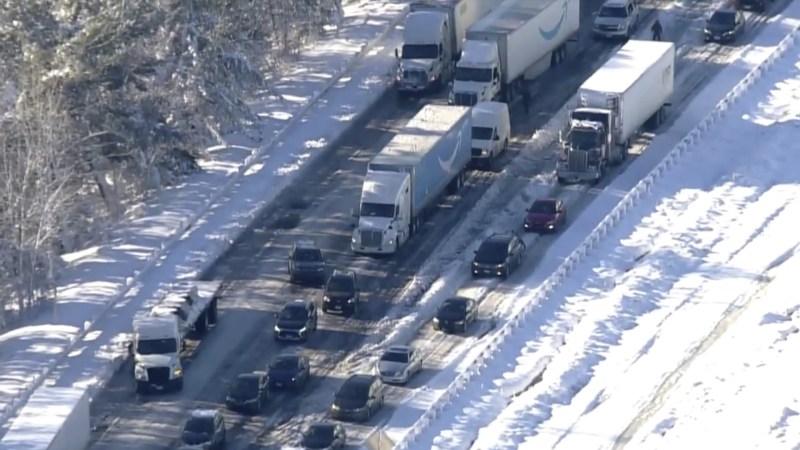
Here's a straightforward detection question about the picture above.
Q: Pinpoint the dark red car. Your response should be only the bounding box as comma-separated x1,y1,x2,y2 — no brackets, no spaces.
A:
523,198,567,232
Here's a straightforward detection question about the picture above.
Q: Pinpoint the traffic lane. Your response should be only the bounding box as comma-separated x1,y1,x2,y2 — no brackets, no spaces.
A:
88,285,283,449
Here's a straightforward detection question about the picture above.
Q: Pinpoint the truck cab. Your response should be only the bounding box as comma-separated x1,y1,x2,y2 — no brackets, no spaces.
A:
449,40,500,106
557,107,626,184
351,171,411,254
133,315,184,393
396,11,453,94
470,101,510,168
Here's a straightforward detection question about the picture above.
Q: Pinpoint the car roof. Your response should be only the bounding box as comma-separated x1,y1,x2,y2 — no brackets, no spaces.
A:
190,409,218,419
344,374,376,387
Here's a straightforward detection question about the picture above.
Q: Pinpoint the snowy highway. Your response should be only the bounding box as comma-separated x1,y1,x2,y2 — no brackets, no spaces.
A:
82,0,794,449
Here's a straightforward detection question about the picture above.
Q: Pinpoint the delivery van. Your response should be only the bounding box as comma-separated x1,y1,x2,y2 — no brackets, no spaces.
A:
470,101,511,168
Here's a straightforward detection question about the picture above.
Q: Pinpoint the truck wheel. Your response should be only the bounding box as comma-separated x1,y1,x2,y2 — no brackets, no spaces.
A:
174,378,184,392
208,299,218,326
447,171,463,194
196,310,208,334
557,176,568,185
135,381,149,394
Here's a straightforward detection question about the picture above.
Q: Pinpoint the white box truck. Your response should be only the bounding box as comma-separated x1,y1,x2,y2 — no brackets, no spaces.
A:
352,105,472,255
396,0,498,95
449,0,580,106
556,40,675,184
0,387,90,450
131,280,223,393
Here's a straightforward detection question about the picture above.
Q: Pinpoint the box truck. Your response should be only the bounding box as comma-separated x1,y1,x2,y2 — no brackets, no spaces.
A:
0,387,90,450
131,280,223,393
352,105,472,255
395,0,497,95
449,0,580,106
556,40,675,184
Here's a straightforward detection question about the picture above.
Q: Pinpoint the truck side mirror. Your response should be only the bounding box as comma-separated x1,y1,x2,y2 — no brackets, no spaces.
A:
394,48,400,60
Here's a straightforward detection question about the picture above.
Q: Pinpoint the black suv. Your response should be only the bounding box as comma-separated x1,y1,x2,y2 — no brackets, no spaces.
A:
288,240,326,285
180,409,226,449
225,372,269,414
274,299,318,342
433,297,478,334
268,352,311,390
301,422,347,449
704,8,745,43
330,374,385,422
323,269,360,315
472,232,527,278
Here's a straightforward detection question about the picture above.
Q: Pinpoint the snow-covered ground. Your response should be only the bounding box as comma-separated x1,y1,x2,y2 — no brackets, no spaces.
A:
419,17,800,450
0,0,405,430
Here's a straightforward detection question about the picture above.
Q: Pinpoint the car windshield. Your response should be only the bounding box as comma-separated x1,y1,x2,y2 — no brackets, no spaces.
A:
136,338,177,355
472,126,493,140
327,276,354,294
570,128,600,150
232,376,259,395
337,382,368,401
598,5,627,18
303,425,335,447
270,357,299,371
184,417,214,434
439,300,467,319
401,44,438,59
709,11,735,26
381,351,409,363
455,67,493,83
475,240,508,264
295,248,322,262
360,202,395,218
529,201,556,214
279,305,307,321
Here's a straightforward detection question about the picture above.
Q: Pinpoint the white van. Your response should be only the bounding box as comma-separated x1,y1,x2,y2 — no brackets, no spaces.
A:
470,101,511,168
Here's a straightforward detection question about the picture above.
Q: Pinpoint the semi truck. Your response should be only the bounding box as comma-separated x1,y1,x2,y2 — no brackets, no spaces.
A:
351,104,472,255
131,280,223,393
556,40,675,184
449,0,580,106
395,0,497,95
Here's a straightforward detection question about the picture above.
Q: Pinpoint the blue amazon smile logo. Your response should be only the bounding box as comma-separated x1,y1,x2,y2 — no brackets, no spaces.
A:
539,1,568,40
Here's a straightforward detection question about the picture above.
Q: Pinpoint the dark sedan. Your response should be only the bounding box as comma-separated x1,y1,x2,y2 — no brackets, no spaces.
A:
704,9,746,43
433,297,478,334
301,422,346,449
472,232,527,279
225,372,268,414
268,352,311,390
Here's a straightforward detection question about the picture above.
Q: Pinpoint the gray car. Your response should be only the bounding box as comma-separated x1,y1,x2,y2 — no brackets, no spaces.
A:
288,240,326,285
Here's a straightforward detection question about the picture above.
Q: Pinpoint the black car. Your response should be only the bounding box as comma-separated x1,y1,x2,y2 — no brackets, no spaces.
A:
736,0,769,12
330,374,385,422
268,352,311,390
704,9,745,43
288,240,326,285
472,232,527,278
180,409,226,449
301,422,347,449
323,269,361,315
274,299,318,342
225,372,269,414
433,297,478,334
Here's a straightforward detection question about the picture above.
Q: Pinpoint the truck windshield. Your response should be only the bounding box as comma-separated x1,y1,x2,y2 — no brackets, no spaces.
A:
570,129,600,150
360,202,395,218
455,67,492,83
402,44,438,59
136,338,178,355
472,126,493,140
598,6,628,18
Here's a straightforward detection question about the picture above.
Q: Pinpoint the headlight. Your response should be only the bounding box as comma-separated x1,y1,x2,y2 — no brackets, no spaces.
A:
433,317,440,323
348,298,356,303
323,295,331,302
298,326,308,334
135,365,147,379
331,404,340,411
274,325,281,333
173,367,183,377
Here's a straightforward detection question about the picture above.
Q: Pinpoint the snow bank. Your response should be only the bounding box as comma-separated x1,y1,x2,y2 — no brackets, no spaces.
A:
0,7,408,430
390,8,800,449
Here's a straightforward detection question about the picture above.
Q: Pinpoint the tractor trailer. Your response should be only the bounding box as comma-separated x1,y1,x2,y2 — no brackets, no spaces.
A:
556,40,675,184
352,104,472,255
396,0,497,95
131,281,223,393
450,0,580,106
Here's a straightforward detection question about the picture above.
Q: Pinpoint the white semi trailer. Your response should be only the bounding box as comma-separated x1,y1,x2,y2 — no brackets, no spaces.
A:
556,40,675,184
0,387,90,450
131,280,223,393
449,0,580,106
396,0,497,95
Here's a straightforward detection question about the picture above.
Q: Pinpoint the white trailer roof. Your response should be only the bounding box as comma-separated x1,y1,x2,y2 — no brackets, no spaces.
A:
470,0,557,35
0,387,88,449
581,40,674,95
376,104,470,163
404,11,446,44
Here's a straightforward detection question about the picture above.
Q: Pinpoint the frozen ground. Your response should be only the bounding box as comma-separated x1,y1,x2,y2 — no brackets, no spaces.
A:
440,21,800,450
0,0,405,430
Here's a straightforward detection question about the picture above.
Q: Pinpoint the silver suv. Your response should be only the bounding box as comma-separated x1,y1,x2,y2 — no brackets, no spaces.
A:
593,0,640,39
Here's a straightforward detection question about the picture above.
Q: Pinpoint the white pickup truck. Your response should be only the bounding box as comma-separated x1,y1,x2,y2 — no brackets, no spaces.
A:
131,280,223,393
